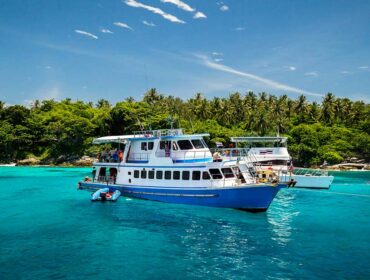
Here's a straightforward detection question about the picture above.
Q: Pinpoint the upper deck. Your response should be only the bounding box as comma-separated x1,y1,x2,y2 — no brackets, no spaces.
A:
93,129,213,166
231,136,290,163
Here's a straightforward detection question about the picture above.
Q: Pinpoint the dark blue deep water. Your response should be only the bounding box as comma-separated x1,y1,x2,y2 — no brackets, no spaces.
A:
0,167,369,279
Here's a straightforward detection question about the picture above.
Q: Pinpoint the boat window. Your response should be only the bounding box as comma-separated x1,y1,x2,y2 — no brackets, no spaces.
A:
160,141,171,150
191,139,205,149
156,170,163,179
173,171,180,180
202,171,211,180
165,171,171,180
172,141,179,151
141,142,147,150
201,139,208,148
141,142,154,151
141,170,147,179
177,140,194,150
134,170,139,178
99,167,106,177
221,168,235,178
209,169,223,179
128,171,131,175
182,171,190,180
192,171,201,180
148,142,154,150
148,170,155,179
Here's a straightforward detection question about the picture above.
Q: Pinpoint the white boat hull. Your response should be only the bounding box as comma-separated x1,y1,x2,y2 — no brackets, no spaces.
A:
280,174,334,189
0,163,16,167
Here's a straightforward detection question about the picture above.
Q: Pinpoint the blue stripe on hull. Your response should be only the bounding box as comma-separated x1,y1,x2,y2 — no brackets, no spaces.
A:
79,182,284,211
172,158,212,163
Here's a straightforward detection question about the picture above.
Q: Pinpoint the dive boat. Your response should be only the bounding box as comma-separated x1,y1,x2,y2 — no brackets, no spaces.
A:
230,137,334,189
78,129,286,212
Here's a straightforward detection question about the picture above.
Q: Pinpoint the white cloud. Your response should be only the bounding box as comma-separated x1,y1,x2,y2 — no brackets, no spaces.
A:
142,20,156,27
220,5,229,12
212,52,223,56
124,0,185,24
74,30,98,39
359,66,368,69
195,54,323,97
101,28,114,34
114,21,134,31
289,66,296,71
341,70,351,74
161,0,207,19
160,0,194,12
214,58,224,62
193,12,207,19
235,27,245,31
305,71,318,76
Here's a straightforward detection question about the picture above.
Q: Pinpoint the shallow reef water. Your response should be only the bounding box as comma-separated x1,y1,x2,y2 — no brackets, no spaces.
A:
0,167,369,279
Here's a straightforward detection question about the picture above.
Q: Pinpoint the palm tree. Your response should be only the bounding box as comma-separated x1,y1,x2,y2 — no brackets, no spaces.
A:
143,88,164,105
96,99,111,109
295,94,308,122
32,100,41,109
308,102,320,123
0,101,5,110
321,93,335,124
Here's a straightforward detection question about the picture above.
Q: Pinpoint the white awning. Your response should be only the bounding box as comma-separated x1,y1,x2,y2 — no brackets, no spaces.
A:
92,135,135,144
231,137,287,143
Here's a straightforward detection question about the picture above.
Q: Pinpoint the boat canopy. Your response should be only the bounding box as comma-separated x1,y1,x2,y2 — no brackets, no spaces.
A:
92,135,134,144
231,137,288,143
93,129,210,144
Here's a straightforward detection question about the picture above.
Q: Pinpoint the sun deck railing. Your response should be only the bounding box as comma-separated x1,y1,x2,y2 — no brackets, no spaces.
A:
293,167,329,176
133,129,183,138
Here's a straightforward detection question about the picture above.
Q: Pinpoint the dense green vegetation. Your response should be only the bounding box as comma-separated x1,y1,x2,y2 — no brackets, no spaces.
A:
0,90,369,166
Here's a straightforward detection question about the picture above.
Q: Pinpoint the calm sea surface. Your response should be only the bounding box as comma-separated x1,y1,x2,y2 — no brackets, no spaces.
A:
0,167,369,279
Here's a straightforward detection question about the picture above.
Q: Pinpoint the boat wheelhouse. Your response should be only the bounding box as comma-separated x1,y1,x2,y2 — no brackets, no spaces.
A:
230,136,334,189
78,129,285,212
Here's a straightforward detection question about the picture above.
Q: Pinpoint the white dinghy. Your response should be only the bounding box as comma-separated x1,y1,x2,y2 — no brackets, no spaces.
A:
91,188,121,202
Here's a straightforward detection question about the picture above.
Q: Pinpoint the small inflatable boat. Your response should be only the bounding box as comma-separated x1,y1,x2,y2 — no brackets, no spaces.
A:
91,188,121,202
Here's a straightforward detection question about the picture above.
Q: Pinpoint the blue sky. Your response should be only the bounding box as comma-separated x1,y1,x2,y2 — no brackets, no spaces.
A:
1,0,369,105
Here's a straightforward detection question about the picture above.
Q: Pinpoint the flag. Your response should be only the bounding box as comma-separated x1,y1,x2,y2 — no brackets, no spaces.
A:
216,142,224,148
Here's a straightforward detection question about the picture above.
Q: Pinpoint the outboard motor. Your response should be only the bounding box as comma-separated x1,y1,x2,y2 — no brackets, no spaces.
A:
100,192,107,201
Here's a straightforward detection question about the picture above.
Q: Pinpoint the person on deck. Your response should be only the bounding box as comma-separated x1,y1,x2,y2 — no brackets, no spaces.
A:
113,149,119,162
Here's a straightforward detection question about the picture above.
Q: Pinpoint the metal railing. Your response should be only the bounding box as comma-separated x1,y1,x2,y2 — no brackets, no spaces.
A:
155,150,212,161
127,153,150,162
133,129,183,138
96,175,116,184
293,167,329,176
210,148,250,159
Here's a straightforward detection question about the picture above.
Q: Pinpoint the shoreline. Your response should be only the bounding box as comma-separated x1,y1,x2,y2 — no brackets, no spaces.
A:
2,163,369,171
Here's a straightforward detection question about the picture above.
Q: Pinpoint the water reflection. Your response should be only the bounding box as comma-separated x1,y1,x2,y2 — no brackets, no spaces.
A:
267,189,300,246
105,196,302,279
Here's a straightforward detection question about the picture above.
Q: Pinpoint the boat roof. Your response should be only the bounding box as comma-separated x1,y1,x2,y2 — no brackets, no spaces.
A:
231,136,288,143
92,135,134,144
92,130,210,144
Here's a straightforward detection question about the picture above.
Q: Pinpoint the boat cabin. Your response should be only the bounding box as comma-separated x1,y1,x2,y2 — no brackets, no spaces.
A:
89,129,256,187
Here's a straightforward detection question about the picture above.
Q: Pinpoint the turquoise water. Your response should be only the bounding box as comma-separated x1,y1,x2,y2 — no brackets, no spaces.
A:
0,167,369,279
